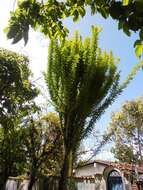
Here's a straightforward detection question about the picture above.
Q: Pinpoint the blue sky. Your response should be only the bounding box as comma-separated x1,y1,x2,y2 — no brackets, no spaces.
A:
1,1,143,160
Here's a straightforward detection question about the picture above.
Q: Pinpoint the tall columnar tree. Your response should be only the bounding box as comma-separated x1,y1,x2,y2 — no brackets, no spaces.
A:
45,26,135,190
0,48,38,190
109,98,143,165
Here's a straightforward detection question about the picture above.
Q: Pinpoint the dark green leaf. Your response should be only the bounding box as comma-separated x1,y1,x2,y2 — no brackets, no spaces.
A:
23,30,29,45
12,32,23,44
139,28,143,40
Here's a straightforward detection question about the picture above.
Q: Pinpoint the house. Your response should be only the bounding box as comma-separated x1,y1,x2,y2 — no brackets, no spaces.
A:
75,160,143,190
5,160,143,190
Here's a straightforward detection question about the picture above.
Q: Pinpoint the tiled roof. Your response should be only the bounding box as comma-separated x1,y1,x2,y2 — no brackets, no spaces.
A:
79,160,143,174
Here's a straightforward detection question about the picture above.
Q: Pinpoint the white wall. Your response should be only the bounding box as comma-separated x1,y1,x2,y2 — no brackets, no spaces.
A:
75,163,132,190
75,163,106,177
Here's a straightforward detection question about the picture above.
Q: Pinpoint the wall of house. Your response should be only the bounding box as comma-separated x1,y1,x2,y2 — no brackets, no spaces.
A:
6,176,132,190
75,163,106,177
76,179,106,190
75,163,107,190
75,163,133,190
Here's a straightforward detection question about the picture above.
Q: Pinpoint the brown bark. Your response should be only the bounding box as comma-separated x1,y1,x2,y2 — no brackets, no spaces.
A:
137,127,142,165
28,171,36,190
0,180,6,190
0,167,10,190
58,150,73,190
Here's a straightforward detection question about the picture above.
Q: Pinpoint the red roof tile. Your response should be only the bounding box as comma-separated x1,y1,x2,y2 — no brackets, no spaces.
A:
79,160,143,174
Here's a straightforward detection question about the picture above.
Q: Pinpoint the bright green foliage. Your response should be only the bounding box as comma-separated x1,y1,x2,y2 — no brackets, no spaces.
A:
46,26,121,144
134,41,143,59
5,0,68,44
122,0,130,6
5,0,143,58
45,26,134,190
109,98,143,165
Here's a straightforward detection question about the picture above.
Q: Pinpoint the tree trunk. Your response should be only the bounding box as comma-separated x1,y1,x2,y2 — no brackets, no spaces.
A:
0,168,9,190
28,171,36,190
137,127,142,165
58,149,73,190
0,180,6,190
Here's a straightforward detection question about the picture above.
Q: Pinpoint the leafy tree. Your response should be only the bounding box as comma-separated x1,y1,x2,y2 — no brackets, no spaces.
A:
109,98,143,165
21,112,63,190
44,26,137,190
6,0,143,58
0,48,38,190
0,48,38,120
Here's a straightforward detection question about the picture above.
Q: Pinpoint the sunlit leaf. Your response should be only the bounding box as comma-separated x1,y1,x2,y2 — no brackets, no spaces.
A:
135,42,143,58
122,0,129,6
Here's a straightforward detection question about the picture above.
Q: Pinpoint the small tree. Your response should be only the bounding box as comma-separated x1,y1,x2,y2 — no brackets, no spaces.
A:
109,98,143,165
45,26,130,190
21,112,63,190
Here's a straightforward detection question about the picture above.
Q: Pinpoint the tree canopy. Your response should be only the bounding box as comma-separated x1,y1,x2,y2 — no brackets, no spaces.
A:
0,48,38,122
5,0,143,58
109,98,143,165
